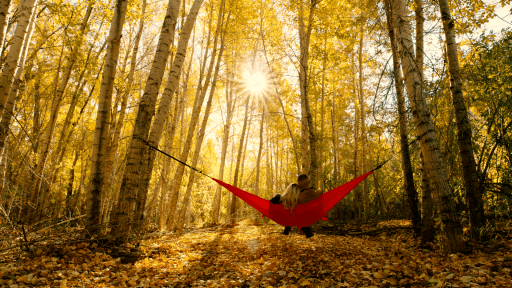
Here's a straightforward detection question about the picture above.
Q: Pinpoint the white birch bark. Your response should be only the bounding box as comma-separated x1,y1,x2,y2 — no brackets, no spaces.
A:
86,0,128,234
0,4,36,153
175,34,225,230
255,106,265,198
101,0,146,221
229,97,250,222
437,0,485,237
159,43,194,229
133,6,205,226
388,0,465,252
0,0,37,119
211,67,235,224
358,28,369,219
298,0,319,187
0,0,12,63
111,0,181,239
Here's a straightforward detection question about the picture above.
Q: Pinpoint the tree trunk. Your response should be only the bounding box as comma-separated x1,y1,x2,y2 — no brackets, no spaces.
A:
140,0,205,231
299,0,318,187
229,97,250,222
139,0,206,230
30,4,92,222
358,27,369,219
175,33,225,230
255,106,265,197
110,0,181,240
420,152,435,243
211,64,235,224
331,99,338,185
319,32,326,191
0,4,36,154
384,3,421,236
86,0,128,235
351,54,361,219
0,0,37,117
0,0,12,63
437,0,485,238
298,0,318,187
386,0,465,252
101,0,146,222
158,44,194,229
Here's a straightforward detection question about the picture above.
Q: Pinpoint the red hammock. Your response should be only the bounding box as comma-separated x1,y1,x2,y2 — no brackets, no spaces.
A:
212,171,372,227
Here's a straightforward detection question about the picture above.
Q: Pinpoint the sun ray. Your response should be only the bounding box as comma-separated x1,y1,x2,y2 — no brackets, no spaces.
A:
243,70,268,97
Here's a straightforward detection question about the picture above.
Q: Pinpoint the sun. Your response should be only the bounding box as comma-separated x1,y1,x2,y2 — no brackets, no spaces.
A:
244,71,268,96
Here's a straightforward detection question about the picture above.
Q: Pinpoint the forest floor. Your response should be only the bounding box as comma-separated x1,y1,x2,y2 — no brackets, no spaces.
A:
1,219,512,287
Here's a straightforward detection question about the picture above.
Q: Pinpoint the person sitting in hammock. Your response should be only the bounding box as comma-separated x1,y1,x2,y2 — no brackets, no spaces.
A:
270,174,322,238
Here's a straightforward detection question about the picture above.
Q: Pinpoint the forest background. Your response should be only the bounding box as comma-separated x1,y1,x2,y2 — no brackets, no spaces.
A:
0,0,511,255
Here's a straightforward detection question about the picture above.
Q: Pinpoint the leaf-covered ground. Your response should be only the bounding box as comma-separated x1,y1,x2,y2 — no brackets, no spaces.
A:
1,220,512,287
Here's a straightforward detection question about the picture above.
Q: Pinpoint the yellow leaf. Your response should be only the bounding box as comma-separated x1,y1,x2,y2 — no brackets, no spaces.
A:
16,274,28,283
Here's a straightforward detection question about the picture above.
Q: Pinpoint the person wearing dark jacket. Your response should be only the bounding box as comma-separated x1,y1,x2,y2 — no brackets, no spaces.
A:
269,174,322,238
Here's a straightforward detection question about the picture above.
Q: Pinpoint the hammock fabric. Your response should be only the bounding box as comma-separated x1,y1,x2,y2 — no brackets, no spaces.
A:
212,171,373,227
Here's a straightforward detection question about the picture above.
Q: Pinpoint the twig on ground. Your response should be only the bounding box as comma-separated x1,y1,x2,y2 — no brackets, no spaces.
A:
349,226,413,235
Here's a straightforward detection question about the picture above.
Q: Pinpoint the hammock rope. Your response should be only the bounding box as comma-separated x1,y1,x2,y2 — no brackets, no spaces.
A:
141,130,429,226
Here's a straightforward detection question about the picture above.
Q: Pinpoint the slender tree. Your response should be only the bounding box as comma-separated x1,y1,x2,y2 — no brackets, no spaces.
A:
86,0,127,234
176,29,226,230
298,0,319,187
101,0,147,221
385,0,465,252
0,4,37,154
384,2,421,236
110,0,181,239
0,0,38,121
437,0,486,238
211,61,236,224
229,97,251,222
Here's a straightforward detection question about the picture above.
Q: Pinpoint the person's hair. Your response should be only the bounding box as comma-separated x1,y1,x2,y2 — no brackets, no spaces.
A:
297,174,309,182
297,174,309,188
280,183,301,211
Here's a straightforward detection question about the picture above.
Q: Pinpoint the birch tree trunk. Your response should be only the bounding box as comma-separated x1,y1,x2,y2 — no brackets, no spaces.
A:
211,66,235,224
421,152,435,243
152,0,213,230
0,0,37,117
0,0,12,65
386,0,465,252
255,106,265,198
319,32,326,191
298,0,319,187
358,27,369,219
110,0,181,239
86,0,128,235
331,99,338,185
229,97,250,222
139,0,205,230
384,2,421,236
351,54,361,219
175,33,225,230
158,35,194,229
437,0,485,238
0,4,36,154
101,0,146,222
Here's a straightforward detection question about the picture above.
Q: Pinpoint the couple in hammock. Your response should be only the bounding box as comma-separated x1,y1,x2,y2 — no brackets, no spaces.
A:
270,174,323,238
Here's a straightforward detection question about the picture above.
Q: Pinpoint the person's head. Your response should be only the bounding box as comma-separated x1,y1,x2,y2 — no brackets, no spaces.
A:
297,174,310,189
281,183,301,211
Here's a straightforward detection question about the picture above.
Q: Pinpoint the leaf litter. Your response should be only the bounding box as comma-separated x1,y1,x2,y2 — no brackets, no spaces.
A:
0,219,511,287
